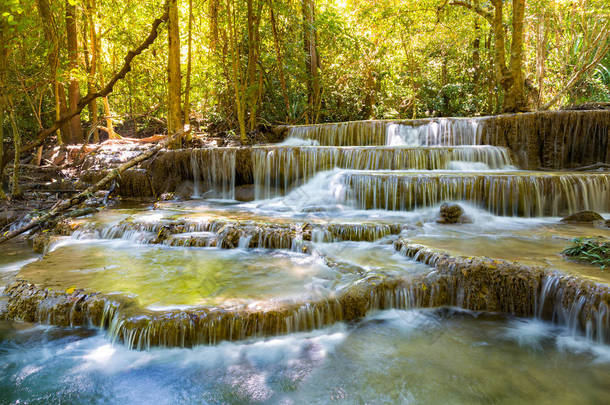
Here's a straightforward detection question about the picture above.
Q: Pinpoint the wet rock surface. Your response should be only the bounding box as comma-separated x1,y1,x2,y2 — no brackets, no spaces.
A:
4,235,610,348
436,203,473,224
561,211,604,223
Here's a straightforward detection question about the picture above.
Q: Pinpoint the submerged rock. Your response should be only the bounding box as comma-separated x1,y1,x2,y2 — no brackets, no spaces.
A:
436,203,473,224
561,211,603,223
234,185,255,202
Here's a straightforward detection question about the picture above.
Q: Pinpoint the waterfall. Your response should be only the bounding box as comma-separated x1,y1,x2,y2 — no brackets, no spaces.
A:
252,145,513,198
386,119,481,146
190,150,202,198
287,118,483,147
191,148,236,199
339,171,610,216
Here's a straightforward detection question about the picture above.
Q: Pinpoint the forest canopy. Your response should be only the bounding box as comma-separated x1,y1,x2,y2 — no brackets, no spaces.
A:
0,0,608,147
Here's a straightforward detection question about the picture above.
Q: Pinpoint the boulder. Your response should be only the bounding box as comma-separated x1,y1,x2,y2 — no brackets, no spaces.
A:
560,211,603,223
32,233,51,253
436,203,473,224
235,185,255,202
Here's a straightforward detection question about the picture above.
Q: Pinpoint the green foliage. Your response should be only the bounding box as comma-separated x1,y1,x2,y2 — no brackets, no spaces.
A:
563,238,610,269
1,0,608,144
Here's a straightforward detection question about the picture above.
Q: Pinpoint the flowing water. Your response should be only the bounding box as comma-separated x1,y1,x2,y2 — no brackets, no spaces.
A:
2,117,609,403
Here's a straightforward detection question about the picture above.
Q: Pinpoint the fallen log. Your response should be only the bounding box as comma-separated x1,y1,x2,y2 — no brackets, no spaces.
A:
0,130,188,245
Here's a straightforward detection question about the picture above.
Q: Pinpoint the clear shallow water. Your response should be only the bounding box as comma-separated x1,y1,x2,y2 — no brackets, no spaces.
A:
17,240,346,309
410,220,610,283
1,308,609,404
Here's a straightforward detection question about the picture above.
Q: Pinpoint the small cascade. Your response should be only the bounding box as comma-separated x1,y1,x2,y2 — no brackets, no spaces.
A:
190,151,202,197
190,148,236,199
394,241,610,344
386,119,481,146
287,121,389,146
69,217,407,249
252,145,513,198
6,239,609,348
340,171,610,216
287,118,482,147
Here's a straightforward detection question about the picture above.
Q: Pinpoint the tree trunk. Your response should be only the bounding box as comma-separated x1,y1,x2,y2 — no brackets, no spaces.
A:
36,0,70,144
0,106,5,200
535,12,547,109
66,0,83,143
85,0,99,143
183,0,193,131
167,0,183,146
226,0,247,141
268,1,290,121
472,17,481,85
490,0,509,92
0,19,7,199
503,0,527,112
302,0,320,124
246,0,263,131
6,96,21,197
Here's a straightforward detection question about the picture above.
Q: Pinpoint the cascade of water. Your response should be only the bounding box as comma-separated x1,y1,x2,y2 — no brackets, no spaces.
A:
191,149,237,199
252,145,514,197
339,171,610,216
386,119,481,146
191,150,202,198
287,118,483,147
287,121,389,146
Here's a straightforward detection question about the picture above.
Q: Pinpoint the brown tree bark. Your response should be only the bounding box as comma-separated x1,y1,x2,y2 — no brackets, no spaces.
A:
65,0,83,143
226,0,247,141
503,0,527,112
0,20,7,199
0,106,5,200
246,0,263,130
301,0,320,124
472,17,481,85
451,0,528,113
36,0,71,144
167,0,183,146
0,4,169,173
183,0,193,130
268,0,290,121
85,0,99,143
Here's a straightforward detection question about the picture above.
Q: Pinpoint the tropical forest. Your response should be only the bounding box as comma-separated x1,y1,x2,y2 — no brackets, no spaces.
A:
0,0,609,403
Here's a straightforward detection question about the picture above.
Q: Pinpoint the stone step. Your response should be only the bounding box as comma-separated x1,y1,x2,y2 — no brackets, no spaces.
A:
338,171,610,216
252,145,513,198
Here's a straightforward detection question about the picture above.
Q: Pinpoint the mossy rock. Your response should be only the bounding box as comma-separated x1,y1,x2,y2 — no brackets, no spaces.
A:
561,211,603,223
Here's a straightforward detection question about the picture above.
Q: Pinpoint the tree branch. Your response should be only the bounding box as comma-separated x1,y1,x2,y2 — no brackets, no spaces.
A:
450,1,493,23
18,2,170,158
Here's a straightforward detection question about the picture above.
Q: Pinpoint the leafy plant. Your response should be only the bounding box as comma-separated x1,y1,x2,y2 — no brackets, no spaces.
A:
562,238,610,270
